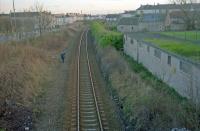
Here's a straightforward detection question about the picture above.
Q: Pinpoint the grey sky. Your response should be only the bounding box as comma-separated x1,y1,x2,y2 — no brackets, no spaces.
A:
0,0,168,14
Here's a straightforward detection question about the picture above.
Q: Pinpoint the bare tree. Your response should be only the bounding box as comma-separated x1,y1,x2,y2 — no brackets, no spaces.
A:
170,0,200,30
34,2,53,35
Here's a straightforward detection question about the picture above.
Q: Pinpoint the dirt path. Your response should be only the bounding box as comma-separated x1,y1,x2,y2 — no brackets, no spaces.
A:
33,24,84,131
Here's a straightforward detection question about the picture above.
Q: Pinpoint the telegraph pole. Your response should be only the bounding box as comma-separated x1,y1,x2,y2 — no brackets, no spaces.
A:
12,0,16,32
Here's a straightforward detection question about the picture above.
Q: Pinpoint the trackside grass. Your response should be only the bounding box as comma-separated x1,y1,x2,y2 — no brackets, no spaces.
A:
144,38,200,62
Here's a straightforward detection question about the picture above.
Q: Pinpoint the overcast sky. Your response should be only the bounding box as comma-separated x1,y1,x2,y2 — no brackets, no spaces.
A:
0,0,168,14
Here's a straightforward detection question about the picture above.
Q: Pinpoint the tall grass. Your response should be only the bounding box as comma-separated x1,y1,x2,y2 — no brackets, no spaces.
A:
0,44,49,105
0,27,72,105
90,21,123,50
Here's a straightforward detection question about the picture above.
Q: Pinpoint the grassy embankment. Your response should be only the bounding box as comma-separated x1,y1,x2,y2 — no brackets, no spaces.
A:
159,31,200,41
91,21,200,130
145,38,200,62
0,28,72,105
0,24,78,131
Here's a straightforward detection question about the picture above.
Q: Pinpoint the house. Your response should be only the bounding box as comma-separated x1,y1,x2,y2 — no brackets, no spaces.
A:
124,33,200,104
0,14,10,33
117,13,166,32
136,3,200,15
120,10,136,18
105,14,119,22
165,11,186,31
138,13,166,31
54,14,68,27
117,17,139,32
10,12,55,32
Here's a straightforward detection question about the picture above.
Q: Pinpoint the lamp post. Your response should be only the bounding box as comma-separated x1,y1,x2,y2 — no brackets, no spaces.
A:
12,0,16,32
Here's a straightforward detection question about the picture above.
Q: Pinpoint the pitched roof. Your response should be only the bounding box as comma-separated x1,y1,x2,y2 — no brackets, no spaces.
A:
118,17,139,25
10,12,52,17
137,3,200,11
106,14,120,18
169,11,185,18
10,12,39,17
124,10,136,14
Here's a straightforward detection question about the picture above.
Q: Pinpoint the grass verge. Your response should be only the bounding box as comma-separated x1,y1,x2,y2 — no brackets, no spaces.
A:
144,38,200,62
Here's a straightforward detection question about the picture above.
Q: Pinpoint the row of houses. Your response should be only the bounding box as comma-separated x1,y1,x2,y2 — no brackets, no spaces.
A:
0,12,89,33
116,3,200,32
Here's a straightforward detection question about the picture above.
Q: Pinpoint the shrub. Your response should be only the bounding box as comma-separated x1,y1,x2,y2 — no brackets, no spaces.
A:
90,21,123,50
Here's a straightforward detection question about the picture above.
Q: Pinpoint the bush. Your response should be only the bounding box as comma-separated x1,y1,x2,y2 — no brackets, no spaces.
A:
90,21,123,50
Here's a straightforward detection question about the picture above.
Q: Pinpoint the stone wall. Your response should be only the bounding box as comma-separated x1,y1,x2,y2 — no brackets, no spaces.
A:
117,25,139,33
124,34,200,104
117,22,165,33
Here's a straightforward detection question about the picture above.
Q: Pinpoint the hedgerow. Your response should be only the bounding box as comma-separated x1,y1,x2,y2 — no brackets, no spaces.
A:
90,21,123,50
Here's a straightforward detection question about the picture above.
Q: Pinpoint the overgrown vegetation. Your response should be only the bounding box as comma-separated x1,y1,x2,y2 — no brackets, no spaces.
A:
90,21,200,130
145,38,200,62
0,23,79,130
90,21,123,50
95,44,200,130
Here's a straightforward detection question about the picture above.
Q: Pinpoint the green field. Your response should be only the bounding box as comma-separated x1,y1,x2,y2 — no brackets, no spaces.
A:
145,38,200,62
159,31,200,41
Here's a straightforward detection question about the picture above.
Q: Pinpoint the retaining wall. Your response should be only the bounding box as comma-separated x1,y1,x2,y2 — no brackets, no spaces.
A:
124,34,200,104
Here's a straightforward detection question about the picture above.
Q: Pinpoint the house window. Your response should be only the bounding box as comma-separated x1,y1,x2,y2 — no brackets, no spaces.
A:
130,39,133,44
168,55,171,66
139,42,142,47
147,46,150,52
180,61,191,74
154,49,161,59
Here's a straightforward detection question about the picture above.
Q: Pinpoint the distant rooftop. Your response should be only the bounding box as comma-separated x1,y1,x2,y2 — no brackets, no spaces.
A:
106,14,120,18
137,3,200,10
123,10,136,14
0,14,9,17
10,12,51,17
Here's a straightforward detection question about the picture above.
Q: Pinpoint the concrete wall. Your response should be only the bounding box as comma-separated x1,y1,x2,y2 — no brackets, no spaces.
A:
117,22,165,33
124,34,200,104
117,25,139,33
138,22,165,32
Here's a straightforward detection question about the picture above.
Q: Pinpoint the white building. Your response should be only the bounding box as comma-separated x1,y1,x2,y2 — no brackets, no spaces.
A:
117,17,139,33
136,3,200,15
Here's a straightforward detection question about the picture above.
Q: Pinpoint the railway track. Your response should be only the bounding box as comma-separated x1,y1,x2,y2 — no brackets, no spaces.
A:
70,29,109,131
